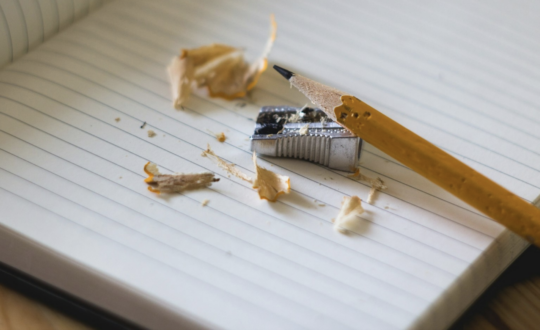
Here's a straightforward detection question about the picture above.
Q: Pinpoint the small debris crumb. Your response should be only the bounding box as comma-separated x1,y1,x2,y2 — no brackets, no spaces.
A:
115,117,121,122
140,121,146,129
236,102,247,108
119,176,122,179
299,124,309,135
147,130,156,138
143,162,219,194
201,199,210,206
314,200,325,206
334,196,364,234
216,132,226,142
349,168,387,204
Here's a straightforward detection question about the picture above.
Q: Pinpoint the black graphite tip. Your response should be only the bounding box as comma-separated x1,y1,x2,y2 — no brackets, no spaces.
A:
273,65,295,80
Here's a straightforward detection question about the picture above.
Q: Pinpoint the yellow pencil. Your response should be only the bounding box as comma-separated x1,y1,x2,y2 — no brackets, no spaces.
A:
273,65,540,246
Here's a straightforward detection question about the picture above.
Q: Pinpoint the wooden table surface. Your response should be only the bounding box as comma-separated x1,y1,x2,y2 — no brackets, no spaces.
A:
1,247,540,330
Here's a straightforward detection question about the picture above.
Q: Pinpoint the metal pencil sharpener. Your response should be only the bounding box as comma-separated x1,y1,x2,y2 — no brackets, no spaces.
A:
250,106,362,172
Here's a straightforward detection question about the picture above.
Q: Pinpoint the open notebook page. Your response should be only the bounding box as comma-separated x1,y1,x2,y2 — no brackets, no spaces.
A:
0,0,111,69
0,0,538,329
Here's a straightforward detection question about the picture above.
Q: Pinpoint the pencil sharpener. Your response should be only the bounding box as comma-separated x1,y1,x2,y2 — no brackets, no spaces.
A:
250,106,362,172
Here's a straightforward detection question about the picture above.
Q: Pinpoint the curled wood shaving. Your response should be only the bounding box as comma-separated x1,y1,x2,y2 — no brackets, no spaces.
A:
334,196,364,234
144,162,219,194
299,124,309,135
147,130,156,138
168,15,277,108
349,168,387,204
252,152,290,202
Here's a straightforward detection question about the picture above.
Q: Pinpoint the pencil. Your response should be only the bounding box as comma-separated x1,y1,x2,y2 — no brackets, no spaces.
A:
273,65,540,246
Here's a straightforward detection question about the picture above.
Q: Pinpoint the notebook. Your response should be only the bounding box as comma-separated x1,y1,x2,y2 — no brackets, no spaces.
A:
0,0,538,329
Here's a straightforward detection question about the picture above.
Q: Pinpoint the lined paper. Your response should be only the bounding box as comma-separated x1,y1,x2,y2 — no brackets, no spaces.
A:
0,0,111,69
0,0,537,329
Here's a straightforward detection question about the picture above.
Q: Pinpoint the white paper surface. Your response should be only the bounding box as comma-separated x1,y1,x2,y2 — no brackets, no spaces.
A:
0,0,538,329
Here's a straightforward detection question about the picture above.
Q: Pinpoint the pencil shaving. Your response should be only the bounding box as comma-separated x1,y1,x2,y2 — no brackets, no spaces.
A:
349,168,386,204
147,130,156,138
201,199,209,206
201,146,290,202
144,162,219,194
252,152,290,202
334,196,364,234
201,145,252,183
168,15,277,108
299,124,309,135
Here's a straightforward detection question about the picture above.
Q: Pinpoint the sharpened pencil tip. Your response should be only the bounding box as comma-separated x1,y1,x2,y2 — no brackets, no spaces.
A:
273,65,294,80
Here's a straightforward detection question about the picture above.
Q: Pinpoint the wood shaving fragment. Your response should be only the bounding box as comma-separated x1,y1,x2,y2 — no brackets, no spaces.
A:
168,15,277,108
115,117,121,122
252,152,290,202
349,168,387,204
201,145,252,183
314,200,325,206
334,196,364,234
144,162,219,194
276,119,288,134
299,124,309,135
147,130,156,138
201,199,209,206
287,104,308,123
201,145,290,202
216,132,226,142
288,113,300,123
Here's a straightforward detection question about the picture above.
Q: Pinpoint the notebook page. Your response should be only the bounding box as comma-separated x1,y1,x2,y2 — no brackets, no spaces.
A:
0,0,112,69
0,0,537,329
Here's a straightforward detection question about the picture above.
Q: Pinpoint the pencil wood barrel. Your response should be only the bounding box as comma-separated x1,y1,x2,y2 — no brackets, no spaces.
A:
335,95,540,245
